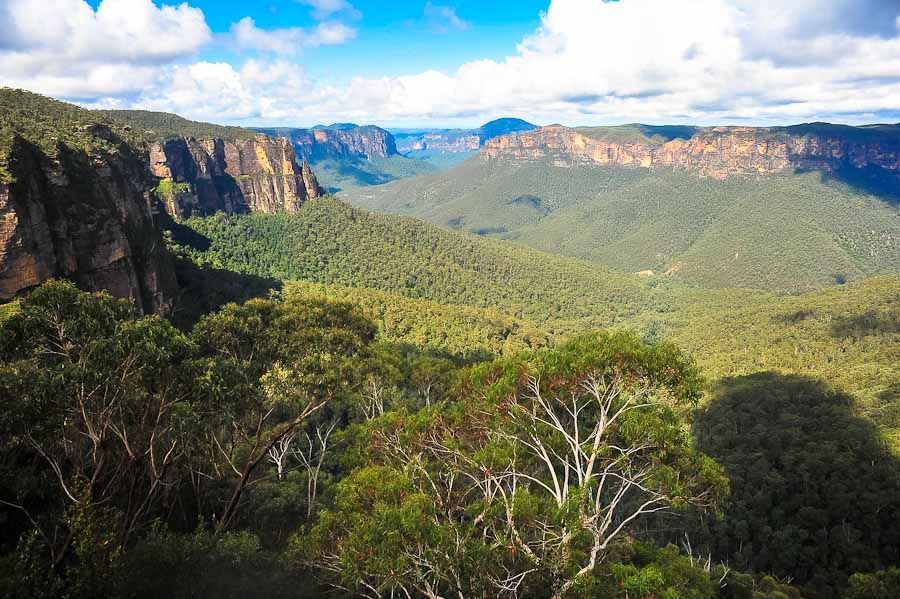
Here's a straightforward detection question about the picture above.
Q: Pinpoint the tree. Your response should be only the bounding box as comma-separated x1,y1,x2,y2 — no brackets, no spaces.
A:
190,295,376,533
0,281,194,588
302,331,727,599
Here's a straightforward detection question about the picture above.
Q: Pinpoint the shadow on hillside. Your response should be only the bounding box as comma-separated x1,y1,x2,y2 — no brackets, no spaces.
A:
313,157,396,192
830,310,900,339
802,165,900,206
156,211,211,251
170,257,282,330
692,372,900,598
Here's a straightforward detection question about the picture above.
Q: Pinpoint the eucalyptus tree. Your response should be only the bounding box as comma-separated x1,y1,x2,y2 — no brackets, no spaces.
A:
0,281,195,586
190,295,376,533
301,331,727,599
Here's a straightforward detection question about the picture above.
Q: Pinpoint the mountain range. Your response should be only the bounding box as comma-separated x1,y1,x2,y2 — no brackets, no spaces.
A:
344,122,900,291
393,117,538,153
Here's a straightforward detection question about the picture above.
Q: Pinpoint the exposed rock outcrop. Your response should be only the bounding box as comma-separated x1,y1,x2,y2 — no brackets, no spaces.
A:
482,124,900,180
257,126,398,160
0,127,177,314
149,135,321,219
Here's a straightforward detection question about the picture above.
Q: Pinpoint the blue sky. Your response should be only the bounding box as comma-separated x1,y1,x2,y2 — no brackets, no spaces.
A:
4,1,900,127
83,1,550,85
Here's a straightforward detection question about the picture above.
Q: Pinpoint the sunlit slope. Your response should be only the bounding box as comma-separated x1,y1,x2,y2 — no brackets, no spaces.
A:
343,157,900,291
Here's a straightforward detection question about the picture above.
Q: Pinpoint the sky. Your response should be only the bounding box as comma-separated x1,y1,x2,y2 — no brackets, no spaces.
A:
2,0,900,128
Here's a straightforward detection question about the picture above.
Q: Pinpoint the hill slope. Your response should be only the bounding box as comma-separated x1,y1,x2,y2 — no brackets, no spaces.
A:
174,197,660,331
342,155,900,291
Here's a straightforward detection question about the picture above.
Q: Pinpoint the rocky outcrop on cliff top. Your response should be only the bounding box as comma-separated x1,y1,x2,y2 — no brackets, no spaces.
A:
257,125,398,160
148,135,321,219
482,123,900,180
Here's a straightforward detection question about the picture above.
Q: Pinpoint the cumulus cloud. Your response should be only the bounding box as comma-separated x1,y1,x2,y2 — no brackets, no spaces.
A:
230,17,356,55
424,2,470,33
3,0,900,126
303,0,900,125
0,0,210,98
296,0,361,21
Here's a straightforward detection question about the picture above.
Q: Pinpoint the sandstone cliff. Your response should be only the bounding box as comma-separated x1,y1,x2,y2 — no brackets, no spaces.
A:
482,124,900,180
148,135,321,219
257,125,398,160
0,124,177,314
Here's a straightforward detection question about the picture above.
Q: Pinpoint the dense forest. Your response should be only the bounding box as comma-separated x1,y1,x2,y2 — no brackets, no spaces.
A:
342,158,900,291
3,278,898,599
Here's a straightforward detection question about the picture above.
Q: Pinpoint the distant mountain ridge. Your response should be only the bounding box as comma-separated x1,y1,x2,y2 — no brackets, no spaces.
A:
343,121,900,292
394,118,538,153
255,124,399,160
484,123,900,181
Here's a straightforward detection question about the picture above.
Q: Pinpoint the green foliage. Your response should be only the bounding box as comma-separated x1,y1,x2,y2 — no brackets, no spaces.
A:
694,373,900,598
343,157,900,291
117,526,308,599
844,567,900,599
98,109,258,144
572,543,716,599
281,280,549,358
304,332,727,598
627,276,900,442
176,197,654,331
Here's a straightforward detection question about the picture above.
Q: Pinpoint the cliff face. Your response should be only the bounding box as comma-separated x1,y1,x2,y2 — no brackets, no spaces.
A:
0,127,177,314
149,135,321,219
259,126,398,161
482,125,900,180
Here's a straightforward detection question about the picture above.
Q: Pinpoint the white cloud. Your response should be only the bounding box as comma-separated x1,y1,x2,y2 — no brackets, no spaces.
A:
230,17,356,55
424,2,470,33
3,0,900,126
0,0,209,98
296,0,361,21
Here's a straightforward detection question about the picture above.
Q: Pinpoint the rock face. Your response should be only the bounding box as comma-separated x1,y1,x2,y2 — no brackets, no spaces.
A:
149,135,321,219
482,124,900,180
257,126,398,161
0,127,177,314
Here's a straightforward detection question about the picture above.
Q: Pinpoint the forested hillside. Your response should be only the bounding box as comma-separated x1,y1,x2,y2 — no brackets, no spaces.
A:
343,157,900,291
174,197,656,330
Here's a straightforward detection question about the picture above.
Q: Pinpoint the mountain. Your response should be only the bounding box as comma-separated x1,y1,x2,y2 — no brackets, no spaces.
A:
0,89,322,312
255,124,399,160
393,117,538,154
477,117,540,141
483,123,900,180
344,123,900,291
257,124,443,192
0,90,178,314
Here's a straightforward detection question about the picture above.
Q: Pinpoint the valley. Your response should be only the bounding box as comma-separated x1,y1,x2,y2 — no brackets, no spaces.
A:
344,125,900,291
1,88,899,599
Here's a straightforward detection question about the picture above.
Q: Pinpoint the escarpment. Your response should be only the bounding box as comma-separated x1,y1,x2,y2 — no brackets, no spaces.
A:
149,135,321,219
0,126,177,314
257,125,398,160
483,124,900,180
0,89,325,313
